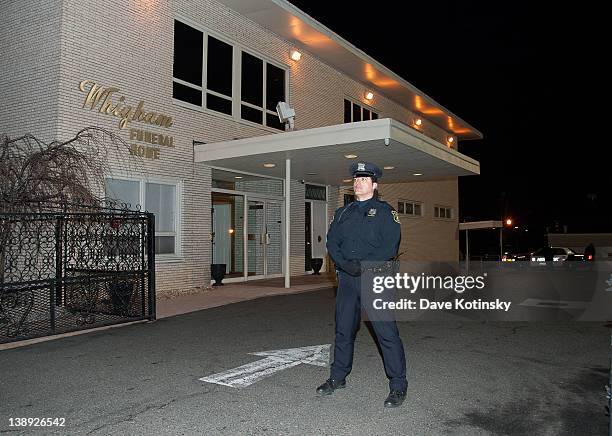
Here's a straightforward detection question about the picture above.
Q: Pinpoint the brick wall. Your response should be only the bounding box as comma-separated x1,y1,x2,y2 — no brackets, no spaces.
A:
0,0,63,141
378,179,460,261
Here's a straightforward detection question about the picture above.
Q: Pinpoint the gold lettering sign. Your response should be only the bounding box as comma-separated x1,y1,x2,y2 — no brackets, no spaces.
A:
79,80,173,130
129,128,174,148
129,144,160,160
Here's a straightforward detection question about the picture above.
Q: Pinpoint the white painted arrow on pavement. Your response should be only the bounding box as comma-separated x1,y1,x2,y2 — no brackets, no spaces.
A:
199,344,331,388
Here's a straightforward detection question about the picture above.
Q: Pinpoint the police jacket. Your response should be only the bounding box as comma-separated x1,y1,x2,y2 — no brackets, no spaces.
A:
326,197,401,273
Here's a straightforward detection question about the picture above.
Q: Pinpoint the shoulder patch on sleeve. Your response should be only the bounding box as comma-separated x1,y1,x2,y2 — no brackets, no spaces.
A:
391,210,400,224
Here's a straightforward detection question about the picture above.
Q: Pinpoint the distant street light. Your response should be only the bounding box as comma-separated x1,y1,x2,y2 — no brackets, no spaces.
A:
505,218,512,226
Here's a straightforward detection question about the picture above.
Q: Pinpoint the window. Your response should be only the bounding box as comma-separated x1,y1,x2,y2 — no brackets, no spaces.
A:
240,52,286,130
172,20,288,129
305,184,326,201
344,99,378,123
173,21,233,115
106,178,180,255
172,20,203,106
206,35,233,115
397,200,422,217
434,206,453,219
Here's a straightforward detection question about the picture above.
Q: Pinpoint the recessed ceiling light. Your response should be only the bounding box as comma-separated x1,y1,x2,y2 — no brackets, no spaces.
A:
342,179,352,183
413,173,423,176
344,154,358,159
263,163,276,168
234,176,243,179
383,166,394,170
306,172,317,175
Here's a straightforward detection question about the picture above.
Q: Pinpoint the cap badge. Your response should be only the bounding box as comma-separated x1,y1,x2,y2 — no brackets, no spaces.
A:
357,163,365,171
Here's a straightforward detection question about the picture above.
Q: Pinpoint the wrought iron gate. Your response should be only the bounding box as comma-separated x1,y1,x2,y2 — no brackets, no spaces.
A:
0,205,155,343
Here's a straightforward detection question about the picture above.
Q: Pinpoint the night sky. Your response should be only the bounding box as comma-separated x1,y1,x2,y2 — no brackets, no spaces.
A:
288,1,608,251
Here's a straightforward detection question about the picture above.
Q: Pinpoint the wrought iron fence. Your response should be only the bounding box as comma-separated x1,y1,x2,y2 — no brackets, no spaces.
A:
0,204,155,343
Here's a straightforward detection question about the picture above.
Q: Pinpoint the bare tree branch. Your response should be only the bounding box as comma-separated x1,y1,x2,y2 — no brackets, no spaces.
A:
0,127,141,212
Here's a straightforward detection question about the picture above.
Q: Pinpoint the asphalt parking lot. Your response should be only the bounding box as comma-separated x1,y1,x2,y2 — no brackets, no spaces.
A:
0,288,609,435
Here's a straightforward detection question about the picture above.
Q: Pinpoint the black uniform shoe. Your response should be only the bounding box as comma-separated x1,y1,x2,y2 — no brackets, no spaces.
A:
316,378,346,395
384,390,407,408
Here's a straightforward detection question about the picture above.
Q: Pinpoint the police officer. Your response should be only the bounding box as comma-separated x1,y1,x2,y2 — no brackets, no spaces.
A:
316,162,408,408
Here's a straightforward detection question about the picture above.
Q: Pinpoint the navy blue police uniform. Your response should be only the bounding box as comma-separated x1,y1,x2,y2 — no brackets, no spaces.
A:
325,162,408,395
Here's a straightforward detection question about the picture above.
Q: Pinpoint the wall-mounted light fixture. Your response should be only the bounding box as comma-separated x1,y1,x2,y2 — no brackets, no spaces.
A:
276,101,296,131
364,91,374,101
414,118,423,127
290,50,302,61
447,136,455,146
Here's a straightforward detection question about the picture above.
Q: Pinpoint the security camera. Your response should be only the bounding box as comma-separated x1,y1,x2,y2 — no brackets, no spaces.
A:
276,101,295,131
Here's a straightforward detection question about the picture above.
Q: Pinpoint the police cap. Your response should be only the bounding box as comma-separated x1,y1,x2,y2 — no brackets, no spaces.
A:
349,161,382,181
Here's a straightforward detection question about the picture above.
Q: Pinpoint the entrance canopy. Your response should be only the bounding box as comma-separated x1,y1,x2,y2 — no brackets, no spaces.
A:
459,220,503,230
194,118,479,185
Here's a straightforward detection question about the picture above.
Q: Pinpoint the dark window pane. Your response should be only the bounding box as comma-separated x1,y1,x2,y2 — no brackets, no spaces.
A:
173,21,203,86
398,202,404,214
306,185,326,201
266,63,285,111
241,104,263,124
363,108,371,120
156,236,175,255
372,112,379,120
415,204,421,216
344,99,351,123
434,207,439,218
207,93,232,115
207,36,233,97
266,112,284,131
173,82,201,105
352,104,361,122
406,203,414,214
241,52,263,106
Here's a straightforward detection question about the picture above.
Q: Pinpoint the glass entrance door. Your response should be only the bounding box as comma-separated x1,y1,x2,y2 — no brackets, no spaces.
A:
212,193,244,278
247,199,283,278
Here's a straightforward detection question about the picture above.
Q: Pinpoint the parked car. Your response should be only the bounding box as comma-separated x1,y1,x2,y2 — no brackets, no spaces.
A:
502,252,529,261
530,246,584,262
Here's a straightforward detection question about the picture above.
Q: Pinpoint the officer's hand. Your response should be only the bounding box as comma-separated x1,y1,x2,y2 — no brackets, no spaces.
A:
343,260,362,277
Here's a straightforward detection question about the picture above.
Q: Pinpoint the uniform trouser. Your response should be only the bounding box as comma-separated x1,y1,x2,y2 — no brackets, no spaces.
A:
330,270,408,391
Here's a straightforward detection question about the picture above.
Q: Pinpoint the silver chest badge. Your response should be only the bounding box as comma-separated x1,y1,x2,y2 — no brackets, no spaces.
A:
367,208,377,217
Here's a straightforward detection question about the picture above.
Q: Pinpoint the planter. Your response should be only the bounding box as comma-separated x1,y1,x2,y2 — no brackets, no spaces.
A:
211,263,227,286
311,258,323,275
